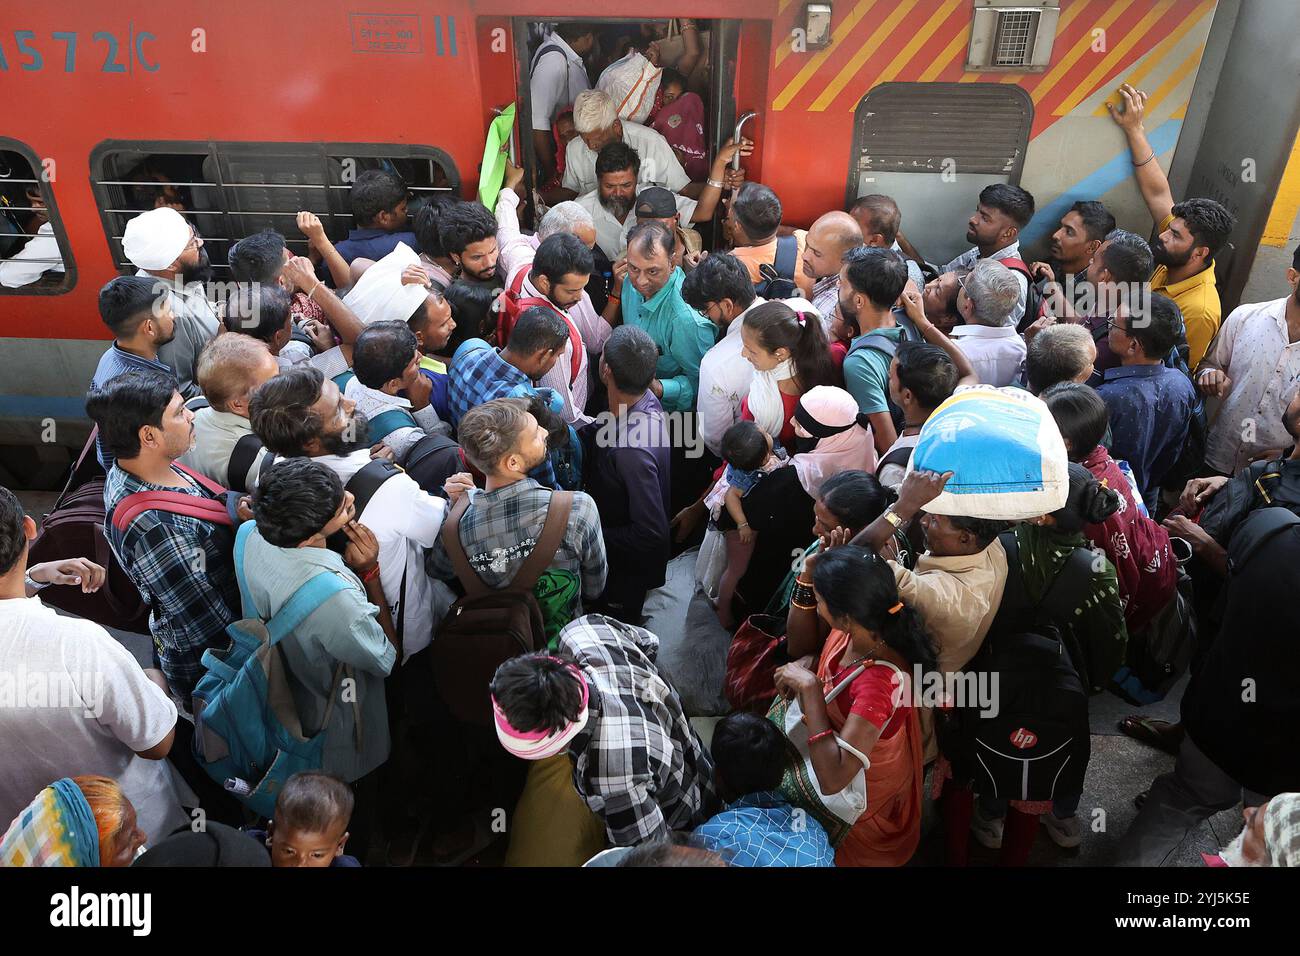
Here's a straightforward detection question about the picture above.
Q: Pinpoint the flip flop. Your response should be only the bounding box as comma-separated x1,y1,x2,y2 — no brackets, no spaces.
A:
1117,715,1182,756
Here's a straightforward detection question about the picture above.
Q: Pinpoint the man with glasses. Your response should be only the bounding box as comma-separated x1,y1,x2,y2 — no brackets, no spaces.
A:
122,207,219,399
1097,293,1198,512
614,221,715,416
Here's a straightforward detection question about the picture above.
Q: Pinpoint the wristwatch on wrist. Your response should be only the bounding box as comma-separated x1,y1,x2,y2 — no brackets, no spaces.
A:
24,573,49,592
882,508,905,529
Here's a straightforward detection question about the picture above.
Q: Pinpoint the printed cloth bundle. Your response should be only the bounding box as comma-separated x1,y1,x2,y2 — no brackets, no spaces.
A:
906,385,1069,520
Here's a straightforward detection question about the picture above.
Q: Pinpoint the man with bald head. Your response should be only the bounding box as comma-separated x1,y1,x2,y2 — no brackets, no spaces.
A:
802,211,863,330
849,194,924,290
180,332,280,492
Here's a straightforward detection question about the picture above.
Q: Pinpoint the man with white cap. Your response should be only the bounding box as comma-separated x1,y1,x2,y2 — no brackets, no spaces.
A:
122,207,219,399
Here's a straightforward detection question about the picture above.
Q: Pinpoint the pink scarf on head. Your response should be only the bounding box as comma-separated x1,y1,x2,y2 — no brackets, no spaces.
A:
492,660,590,761
790,385,878,496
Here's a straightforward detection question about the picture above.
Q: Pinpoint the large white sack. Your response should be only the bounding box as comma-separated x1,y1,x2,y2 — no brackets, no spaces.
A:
905,385,1069,520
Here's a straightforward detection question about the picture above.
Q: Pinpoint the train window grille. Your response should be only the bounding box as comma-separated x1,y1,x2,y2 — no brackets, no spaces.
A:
993,10,1038,67
0,142,76,295
966,3,1060,73
90,143,459,275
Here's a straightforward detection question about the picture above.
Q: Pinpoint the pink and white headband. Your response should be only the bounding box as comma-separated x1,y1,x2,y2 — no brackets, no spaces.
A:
492,660,590,761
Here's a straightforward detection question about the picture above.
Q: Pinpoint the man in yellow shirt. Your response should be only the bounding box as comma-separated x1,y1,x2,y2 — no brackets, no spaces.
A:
1109,83,1237,368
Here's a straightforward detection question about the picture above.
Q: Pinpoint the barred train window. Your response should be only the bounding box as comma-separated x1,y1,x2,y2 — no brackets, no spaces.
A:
0,138,76,294
89,142,460,275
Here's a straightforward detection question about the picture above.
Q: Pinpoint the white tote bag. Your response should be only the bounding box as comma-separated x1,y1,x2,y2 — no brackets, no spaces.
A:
776,663,873,828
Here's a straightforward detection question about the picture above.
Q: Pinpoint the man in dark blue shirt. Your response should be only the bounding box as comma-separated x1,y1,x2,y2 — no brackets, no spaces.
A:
89,276,180,469
1097,293,1198,511
332,169,417,267
581,325,672,623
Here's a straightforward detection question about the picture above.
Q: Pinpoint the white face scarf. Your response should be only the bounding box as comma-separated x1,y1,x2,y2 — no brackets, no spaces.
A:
747,357,794,439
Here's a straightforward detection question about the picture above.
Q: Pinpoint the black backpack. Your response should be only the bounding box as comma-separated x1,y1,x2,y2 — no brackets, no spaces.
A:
937,532,1093,803
403,433,466,499
754,234,800,300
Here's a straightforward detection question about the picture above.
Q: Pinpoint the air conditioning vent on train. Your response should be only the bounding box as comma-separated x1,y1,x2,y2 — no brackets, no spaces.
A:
966,1,1060,72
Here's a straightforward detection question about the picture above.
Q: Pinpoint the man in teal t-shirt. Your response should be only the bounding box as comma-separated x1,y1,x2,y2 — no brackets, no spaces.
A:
838,246,911,456
619,222,717,414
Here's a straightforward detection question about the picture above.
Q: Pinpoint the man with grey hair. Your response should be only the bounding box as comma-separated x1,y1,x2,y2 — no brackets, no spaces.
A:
495,161,612,356
1024,323,1097,395
556,89,691,199
950,259,1027,386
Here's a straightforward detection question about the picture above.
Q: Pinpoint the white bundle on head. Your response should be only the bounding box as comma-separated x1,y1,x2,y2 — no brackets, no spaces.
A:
906,385,1069,520
341,242,429,325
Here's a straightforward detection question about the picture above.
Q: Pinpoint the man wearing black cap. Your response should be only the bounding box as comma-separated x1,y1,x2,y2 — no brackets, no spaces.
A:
633,186,703,272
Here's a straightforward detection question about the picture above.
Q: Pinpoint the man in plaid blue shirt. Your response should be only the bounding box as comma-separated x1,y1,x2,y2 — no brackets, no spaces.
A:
88,370,240,708
694,713,834,866
449,305,574,489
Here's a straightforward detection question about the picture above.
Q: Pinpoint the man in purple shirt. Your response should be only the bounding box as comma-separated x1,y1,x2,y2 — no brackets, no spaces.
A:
581,325,672,623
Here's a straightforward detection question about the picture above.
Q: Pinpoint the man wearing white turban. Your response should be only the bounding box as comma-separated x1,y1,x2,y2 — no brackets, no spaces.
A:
123,207,218,399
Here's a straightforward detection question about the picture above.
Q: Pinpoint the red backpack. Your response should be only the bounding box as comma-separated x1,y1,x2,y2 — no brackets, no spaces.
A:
496,267,584,387
110,462,236,532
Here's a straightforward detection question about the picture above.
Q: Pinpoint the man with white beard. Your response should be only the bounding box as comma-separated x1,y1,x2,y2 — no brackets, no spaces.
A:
1206,794,1300,867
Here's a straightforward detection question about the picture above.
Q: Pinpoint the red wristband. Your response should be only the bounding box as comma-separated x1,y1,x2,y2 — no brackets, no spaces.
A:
361,564,381,583
807,728,834,745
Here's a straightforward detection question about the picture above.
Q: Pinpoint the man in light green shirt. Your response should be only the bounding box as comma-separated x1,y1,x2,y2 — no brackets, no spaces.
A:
242,459,398,785
618,222,717,413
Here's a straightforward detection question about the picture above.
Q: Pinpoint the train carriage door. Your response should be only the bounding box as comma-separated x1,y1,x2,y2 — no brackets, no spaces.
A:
846,82,1032,269
510,17,740,210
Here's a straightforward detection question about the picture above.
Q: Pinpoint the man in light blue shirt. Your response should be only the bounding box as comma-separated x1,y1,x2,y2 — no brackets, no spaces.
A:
618,221,716,413
242,458,397,786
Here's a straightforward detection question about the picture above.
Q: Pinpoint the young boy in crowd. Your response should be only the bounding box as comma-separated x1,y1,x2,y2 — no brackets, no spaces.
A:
694,713,834,866
708,420,789,627
247,771,361,868
347,320,451,464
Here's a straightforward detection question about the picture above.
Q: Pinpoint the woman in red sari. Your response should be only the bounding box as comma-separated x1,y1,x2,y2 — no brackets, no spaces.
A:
775,545,934,866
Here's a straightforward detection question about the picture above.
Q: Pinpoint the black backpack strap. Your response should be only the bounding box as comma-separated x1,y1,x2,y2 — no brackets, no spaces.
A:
530,40,566,73
1038,546,1097,623
1254,457,1287,505
878,442,914,473
847,331,899,360
225,433,266,494
346,458,402,517
773,234,798,280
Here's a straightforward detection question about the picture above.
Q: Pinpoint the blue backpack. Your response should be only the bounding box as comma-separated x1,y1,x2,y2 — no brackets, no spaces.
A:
191,522,358,818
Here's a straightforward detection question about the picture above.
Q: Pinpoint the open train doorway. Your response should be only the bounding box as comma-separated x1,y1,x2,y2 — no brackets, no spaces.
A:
510,17,740,225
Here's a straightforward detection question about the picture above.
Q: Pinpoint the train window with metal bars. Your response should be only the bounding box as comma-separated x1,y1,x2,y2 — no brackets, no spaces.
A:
966,2,1061,72
89,142,460,275
0,140,75,295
